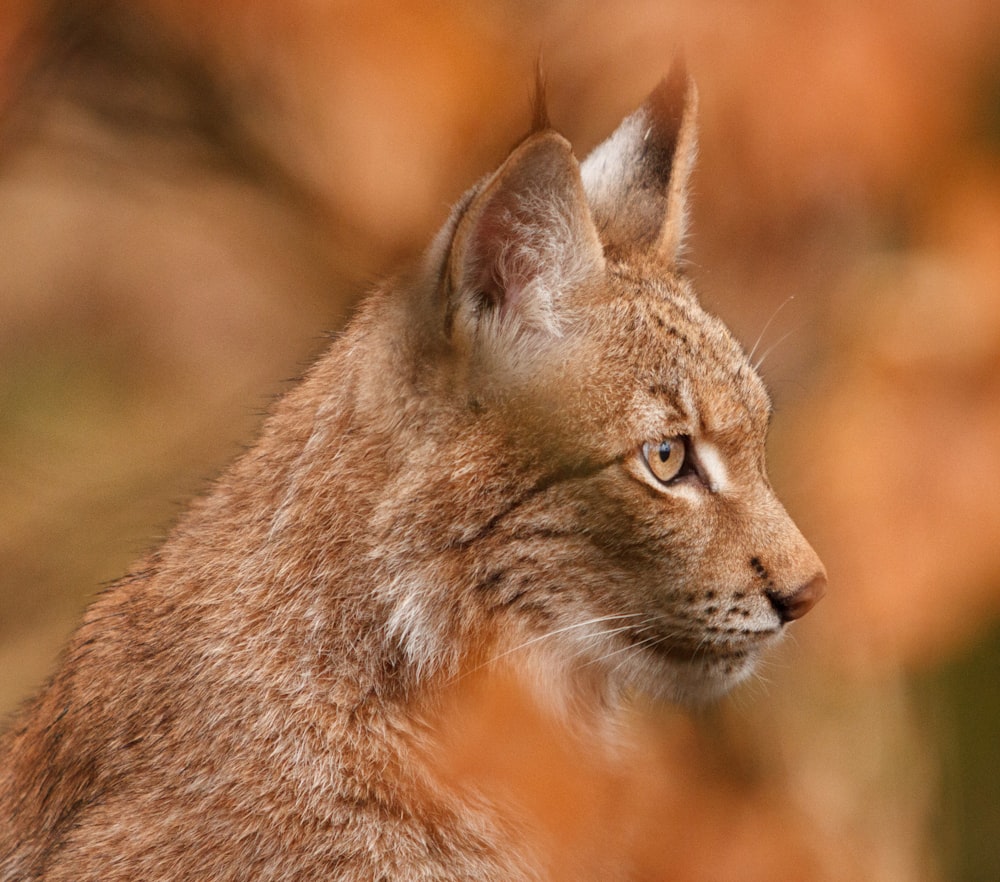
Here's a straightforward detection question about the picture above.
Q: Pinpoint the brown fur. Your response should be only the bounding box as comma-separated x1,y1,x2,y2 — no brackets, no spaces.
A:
0,67,824,880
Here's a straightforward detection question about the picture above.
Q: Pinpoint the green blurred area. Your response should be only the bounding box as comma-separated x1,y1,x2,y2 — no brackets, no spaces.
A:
919,624,1000,882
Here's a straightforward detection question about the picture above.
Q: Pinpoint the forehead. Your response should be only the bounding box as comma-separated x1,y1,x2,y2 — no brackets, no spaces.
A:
582,264,772,440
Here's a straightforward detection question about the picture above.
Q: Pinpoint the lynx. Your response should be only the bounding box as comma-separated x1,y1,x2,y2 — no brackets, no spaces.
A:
0,65,825,881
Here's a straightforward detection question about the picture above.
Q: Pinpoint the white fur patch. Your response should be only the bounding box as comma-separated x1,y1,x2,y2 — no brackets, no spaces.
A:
694,440,729,494
579,110,648,215
381,565,457,680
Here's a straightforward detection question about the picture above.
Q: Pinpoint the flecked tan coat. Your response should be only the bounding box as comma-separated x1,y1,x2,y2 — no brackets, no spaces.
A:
0,66,824,881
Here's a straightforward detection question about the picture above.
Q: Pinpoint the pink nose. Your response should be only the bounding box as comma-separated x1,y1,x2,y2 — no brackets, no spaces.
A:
767,572,827,623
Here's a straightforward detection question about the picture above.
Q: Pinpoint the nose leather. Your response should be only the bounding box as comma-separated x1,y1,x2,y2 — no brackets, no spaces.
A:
767,572,827,623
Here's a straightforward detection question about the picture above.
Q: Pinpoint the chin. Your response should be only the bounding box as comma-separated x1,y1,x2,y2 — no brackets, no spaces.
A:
620,646,767,707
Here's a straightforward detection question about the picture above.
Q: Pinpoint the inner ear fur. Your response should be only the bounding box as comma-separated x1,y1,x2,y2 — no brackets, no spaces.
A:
444,130,605,342
580,61,698,264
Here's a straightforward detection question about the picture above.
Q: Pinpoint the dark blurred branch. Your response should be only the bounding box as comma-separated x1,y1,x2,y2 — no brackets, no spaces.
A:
1,0,328,219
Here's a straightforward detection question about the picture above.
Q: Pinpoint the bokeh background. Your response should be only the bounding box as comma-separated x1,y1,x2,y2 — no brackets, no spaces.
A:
1,1,999,879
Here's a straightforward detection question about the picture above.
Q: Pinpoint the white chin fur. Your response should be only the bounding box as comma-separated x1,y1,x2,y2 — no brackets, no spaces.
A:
619,648,764,707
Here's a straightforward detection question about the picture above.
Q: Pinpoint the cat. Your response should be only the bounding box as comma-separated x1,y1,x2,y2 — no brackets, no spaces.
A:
0,63,825,881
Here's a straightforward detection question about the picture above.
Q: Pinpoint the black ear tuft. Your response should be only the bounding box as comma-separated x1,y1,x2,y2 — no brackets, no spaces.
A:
531,57,551,133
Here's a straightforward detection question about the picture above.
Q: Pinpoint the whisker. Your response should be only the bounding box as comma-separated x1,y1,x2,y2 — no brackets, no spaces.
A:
608,632,679,679
753,329,794,373
581,630,655,669
604,627,692,677
571,625,651,666
452,612,645,682
582,621,683,671
747,294,795,363
691,630,713,657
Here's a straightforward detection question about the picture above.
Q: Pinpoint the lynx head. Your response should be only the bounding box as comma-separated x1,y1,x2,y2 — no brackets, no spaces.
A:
375,63,825,705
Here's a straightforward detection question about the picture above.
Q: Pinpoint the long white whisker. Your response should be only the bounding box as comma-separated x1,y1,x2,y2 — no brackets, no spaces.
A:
754,329,794,373
451,612,644,683
598,625,688,674
573,624,653,666
586,633,657,669
747,294,795,363
607,631,681,678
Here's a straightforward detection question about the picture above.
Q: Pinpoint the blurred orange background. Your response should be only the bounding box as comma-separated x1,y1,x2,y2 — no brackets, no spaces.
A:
1,1,999,879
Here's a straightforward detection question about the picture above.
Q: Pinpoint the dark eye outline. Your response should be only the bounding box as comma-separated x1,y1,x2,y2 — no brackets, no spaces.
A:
640,435,700,487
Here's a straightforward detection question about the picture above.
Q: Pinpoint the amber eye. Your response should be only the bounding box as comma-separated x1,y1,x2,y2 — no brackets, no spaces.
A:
642,437,689,485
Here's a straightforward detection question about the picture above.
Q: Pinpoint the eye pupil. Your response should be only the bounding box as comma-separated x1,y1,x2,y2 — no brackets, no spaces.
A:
643,436,689,486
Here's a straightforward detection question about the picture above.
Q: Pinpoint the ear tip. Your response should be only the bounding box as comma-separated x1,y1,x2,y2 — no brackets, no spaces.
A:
666,53,696,92
649,58,698,122
517,129,575,164
666,54,688,83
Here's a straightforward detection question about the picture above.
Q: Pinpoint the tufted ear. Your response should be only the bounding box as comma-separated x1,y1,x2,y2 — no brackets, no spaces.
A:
580,61,698,265
444,130,605,344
